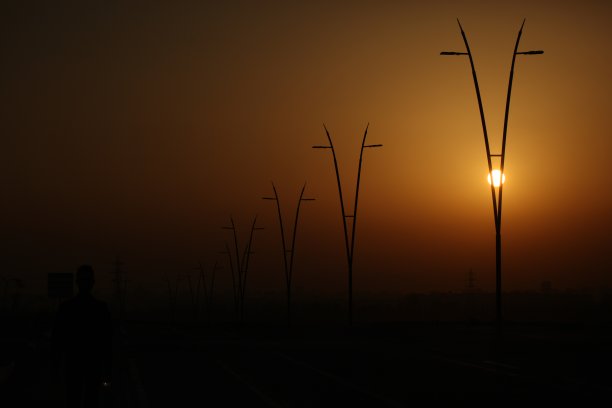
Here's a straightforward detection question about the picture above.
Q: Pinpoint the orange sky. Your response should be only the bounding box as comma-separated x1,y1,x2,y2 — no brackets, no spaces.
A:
1,1,611,296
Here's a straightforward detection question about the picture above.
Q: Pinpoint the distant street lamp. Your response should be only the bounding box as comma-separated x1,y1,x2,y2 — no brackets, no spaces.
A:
441,19,543,332
194,261,221,324
222,216,263,324
313,124,382,326
263,182,315,327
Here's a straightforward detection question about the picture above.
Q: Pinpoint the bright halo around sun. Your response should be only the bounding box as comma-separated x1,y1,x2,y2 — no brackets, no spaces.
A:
487,169,506,188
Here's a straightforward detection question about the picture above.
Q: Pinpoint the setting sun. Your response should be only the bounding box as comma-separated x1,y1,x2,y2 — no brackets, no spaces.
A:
487,169,506,188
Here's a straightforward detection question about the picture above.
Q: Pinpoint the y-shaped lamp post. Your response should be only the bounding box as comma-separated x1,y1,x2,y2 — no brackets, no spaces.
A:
263,182,315,327
313,124,382,326
441,19,543,332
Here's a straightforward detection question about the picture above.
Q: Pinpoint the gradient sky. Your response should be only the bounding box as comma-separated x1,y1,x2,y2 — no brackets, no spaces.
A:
1,1,611,298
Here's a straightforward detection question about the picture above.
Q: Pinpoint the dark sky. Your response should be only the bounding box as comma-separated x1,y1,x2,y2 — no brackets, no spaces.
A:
1,1,611,297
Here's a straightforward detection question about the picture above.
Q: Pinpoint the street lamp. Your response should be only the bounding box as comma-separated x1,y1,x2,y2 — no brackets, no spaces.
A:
313,124,382,326
263,182,315,327
194,261,222,324
441,19,543,333
222,216,263,324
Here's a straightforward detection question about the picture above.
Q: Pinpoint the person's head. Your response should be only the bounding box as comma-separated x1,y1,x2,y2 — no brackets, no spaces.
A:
76,264,95,294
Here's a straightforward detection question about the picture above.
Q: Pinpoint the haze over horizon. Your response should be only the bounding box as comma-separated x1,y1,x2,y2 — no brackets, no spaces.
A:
2,1,611,299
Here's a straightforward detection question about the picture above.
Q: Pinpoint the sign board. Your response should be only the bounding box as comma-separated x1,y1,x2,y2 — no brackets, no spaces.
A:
48,273,73,298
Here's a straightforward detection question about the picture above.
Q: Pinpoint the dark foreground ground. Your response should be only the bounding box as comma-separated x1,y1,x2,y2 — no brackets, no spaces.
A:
2,319,611,407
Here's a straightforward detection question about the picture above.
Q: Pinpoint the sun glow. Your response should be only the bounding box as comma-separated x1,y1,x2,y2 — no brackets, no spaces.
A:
487,169,506,188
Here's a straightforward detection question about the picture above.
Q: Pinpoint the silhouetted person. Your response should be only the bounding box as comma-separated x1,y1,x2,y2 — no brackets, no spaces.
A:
52,265,112,408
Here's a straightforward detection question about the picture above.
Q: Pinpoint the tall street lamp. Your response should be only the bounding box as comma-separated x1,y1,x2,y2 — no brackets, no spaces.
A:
313,124,382,326
441,19,543,332
263,182,315,327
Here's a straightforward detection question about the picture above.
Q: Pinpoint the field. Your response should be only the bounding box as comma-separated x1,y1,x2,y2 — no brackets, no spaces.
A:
2,314,611,407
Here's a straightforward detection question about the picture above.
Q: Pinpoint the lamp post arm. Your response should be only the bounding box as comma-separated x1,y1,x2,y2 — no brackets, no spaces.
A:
323,125,352,264
209,260,217,306
270,183,290,286
498,19,525,229
198,262,208,307
229,217,242,293
224,243,239,316
288,183,307,288
350,124,370,266
457,19,499,227
241,216,259,301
